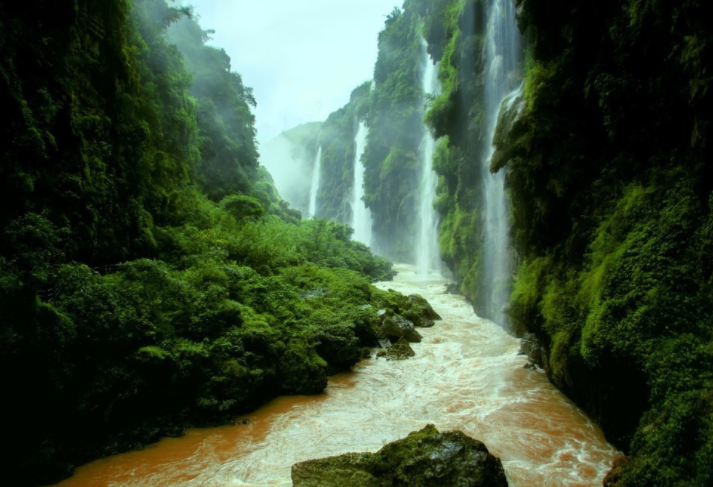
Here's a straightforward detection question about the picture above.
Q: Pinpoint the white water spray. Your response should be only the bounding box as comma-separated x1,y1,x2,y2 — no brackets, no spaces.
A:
480,0,521,328
308,146,322,218
351,122,373,245
417,40,443,277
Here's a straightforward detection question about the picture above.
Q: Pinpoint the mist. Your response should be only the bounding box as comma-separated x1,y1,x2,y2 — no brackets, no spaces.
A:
176,0,398,145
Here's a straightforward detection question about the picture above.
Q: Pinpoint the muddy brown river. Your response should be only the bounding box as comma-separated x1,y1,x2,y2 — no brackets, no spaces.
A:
55,264,617,486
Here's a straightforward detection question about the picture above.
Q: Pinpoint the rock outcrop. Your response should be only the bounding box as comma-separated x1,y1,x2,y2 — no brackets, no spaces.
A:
402,294,441,327
379,315,423,343
376,337,415,360
292,424,508,487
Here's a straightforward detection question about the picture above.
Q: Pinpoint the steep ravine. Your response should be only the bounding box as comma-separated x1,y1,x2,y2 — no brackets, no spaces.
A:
55,265,617,487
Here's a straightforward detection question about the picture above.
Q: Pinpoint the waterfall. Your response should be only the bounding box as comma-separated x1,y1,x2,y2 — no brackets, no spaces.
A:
479,0,521,328
351,122,373,245
417,39,442,277
308,146,322,218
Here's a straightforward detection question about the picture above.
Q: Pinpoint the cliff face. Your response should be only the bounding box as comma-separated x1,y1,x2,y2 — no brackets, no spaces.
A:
418,0,712,484
361,7,425,261
301,6,427,262
504,2,713,484
316,83,371,224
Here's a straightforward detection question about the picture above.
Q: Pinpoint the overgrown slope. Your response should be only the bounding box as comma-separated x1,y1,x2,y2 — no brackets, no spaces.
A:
0,1,402,485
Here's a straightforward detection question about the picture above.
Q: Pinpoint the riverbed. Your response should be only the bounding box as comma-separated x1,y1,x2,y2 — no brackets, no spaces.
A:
56,264,617,487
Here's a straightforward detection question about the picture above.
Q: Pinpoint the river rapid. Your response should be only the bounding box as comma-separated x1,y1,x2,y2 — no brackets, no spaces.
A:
56,264,618,487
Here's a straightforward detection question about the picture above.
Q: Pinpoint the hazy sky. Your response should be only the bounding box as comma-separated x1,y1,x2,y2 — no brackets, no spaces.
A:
179,0,398,144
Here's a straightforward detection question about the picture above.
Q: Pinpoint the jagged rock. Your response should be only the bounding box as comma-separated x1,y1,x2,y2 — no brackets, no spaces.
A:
376,338,415,360
520,332,546,367
380,315,422,343
523,362,537,371
292,424,508,487
491,89,527,173
376,309,389,318
445,282,460,295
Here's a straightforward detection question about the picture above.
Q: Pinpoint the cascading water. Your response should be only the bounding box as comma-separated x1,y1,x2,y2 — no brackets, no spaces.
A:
308,146,322,218
479,0,521,328
57,264,618,487
417,39,442,277
351,122,373,245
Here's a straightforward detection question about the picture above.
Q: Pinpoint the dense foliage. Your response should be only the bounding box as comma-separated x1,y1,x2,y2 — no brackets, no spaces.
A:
361,5,426,261
411,0,712,484
315,82,371,223
0,1,401,485
411,0,516,321
501,1,713,484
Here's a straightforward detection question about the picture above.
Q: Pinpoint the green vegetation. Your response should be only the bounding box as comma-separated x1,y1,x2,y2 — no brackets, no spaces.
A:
412,0,506,318
292,424,508,486
293,4,426,261
500,1,713,485
261,122,322,216
397,0,713,484
362,4,425,261
316,82,371,223
0,1,408,485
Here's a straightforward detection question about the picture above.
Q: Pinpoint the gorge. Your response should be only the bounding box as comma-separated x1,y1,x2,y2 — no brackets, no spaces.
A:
0,0,710,486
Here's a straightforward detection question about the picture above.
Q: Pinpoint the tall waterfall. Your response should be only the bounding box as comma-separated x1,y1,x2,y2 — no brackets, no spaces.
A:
417,40,442,277
308,146,322,218
479,0,521,328
351,122,373,245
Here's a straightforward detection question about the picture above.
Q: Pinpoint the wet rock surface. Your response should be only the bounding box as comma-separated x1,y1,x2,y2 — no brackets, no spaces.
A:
403,294,442,327
291,424,508,487
520,332,547,368
376,338,415,361
444,283,460,295
379,315,422,343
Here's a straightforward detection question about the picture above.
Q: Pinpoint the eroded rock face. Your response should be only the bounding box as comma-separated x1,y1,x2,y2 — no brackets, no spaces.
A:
379,315,422,343
292,424,508,487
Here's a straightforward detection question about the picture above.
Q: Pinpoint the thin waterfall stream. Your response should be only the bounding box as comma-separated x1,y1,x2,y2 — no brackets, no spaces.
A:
478,0,522,328
417,39,442,277
307,146,322,218
351,121,372,245
55,265,618,487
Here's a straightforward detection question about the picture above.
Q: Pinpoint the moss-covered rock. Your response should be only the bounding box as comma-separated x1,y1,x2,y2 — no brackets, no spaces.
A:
376,337,416,361
379,315,423,343
402,294,442,327
291,424,508,487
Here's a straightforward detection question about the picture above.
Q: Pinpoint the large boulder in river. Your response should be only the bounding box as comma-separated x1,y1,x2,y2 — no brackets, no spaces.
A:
380,315,422,343
292,424,508,487
402,294,441,327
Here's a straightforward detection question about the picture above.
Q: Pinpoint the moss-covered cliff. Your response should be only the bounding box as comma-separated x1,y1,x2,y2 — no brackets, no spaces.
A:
502,1,713,484
315,82,371,223
414,0,712,484
361,6,425,261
